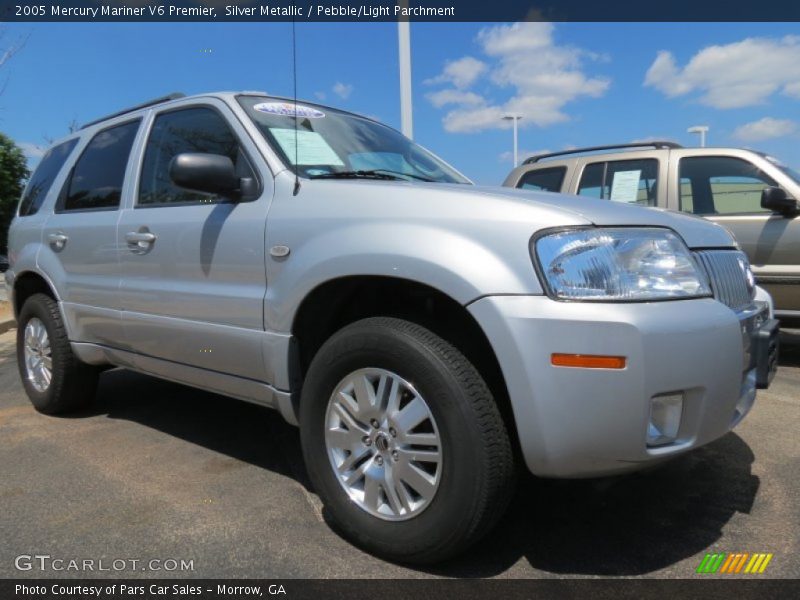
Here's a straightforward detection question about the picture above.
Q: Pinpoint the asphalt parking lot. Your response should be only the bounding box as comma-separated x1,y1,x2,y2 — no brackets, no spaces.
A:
0,325,798,579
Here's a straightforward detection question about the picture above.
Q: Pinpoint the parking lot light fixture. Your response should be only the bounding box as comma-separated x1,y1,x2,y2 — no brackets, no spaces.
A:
687,125,709,147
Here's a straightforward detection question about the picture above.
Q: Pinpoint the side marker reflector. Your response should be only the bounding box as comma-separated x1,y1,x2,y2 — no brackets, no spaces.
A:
551,353,626,369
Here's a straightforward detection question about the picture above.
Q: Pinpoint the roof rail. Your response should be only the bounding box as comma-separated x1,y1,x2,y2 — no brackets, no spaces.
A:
80,92,186,129
522,141,683,165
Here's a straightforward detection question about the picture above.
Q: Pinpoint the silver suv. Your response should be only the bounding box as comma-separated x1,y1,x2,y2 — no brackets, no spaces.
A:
6,93,779,563
503,142,800,321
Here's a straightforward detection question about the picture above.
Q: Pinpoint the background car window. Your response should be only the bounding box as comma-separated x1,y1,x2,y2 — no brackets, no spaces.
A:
518,167,566,192
18,139,78,216
139,107,253,206
679,156,775,215
679,177,694,213
577,159,658,206
62,121,140,212
577,162,604,198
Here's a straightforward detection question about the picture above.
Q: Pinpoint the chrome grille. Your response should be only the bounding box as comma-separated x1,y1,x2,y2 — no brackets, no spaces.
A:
694,250,755,311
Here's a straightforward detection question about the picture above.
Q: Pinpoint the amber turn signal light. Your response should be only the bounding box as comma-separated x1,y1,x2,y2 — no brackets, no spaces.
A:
551,353,626,369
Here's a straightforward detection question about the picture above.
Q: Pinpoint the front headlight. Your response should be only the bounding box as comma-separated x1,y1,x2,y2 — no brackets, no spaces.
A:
533,227,712,301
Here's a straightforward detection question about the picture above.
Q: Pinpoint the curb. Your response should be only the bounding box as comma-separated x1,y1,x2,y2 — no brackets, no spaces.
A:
0,300,15,334
0,318,15,335
0,317,15,335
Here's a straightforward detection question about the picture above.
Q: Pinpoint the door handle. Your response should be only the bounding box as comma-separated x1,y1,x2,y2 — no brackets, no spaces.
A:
47,232,68,250
126,230,157,253
125,231,157,244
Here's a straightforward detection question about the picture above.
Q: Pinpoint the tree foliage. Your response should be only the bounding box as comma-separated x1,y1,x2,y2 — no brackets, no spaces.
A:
0,132,29,252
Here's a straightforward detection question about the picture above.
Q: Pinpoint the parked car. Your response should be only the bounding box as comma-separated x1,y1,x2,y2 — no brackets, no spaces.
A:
503,142,800,322
6,94,778,563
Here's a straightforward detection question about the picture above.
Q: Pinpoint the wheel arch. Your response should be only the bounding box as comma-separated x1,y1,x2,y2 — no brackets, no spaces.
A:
12,270,60,320
290,275,520,455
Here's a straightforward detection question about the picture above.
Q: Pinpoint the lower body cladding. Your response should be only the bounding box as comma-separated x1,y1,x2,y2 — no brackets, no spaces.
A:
468,296,777,478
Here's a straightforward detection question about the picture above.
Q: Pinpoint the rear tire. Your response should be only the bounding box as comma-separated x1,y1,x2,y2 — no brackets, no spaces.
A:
17,293,98,415
300,317,515,563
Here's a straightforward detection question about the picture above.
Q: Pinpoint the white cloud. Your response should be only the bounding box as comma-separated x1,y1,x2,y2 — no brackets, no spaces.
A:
732,117,797,142
426,23,610,133
425,56,487,89
314,91,327,101
645,36,800,109
18,142,45,160
426,89,485,108
332,82,353,99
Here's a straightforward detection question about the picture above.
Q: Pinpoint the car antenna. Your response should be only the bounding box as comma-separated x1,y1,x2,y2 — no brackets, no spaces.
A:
291,17,301,196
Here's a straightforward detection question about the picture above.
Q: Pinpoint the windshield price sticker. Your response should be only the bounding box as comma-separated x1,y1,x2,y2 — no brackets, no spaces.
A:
270,128,344,166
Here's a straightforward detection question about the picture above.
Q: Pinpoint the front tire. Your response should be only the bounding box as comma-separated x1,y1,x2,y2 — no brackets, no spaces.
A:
300,317,515,563
17,293,98,415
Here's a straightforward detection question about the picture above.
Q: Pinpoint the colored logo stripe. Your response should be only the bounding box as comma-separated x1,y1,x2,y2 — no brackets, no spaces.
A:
697,552,773,574
697,553,726,573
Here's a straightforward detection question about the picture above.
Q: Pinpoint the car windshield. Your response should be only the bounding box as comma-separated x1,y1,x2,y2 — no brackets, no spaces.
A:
778,165,800,184
237,95,469,184
763,154,800,185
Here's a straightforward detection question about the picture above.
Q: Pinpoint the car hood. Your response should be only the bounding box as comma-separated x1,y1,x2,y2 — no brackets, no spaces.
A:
460,184,735,249
294,177,736,249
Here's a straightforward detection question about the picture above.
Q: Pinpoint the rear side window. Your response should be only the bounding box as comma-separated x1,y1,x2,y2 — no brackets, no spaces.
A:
61,120,140,212
577,159,659,206
518,167,566,193
138,107,253,206
18,139,78,216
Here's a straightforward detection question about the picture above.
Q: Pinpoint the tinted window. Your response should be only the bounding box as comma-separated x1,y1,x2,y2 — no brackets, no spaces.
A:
679,156,775,215
518,167,566,192
577,162,605,198
577,159,659,206
679,177,694,213
18,139,78,216
139,107,253,206
62,121,140,212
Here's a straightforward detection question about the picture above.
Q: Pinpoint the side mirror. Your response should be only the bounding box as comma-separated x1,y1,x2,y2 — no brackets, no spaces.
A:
761,186,799,217
169,153,247,198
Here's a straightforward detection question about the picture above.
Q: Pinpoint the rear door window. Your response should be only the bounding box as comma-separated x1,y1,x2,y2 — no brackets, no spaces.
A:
18,139,79,216
577,159,659,206
60,120,141,212
517,167,566,192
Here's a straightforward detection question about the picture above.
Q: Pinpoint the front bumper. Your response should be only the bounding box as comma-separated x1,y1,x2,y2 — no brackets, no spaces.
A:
468,296,774,478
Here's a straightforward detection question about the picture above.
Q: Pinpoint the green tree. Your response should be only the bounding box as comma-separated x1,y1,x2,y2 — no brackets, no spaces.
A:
0,132,29,253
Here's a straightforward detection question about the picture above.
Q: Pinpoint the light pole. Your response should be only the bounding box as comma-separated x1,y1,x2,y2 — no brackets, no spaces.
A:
687,125,709,148
398,4,413,139
503,115,523,166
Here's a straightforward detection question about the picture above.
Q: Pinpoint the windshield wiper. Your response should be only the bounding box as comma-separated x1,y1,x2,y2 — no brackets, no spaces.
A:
309,170,402,181
369,169,435,182
308,169,435,182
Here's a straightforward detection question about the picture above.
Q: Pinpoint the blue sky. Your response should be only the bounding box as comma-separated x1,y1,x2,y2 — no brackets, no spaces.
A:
1,21,799,184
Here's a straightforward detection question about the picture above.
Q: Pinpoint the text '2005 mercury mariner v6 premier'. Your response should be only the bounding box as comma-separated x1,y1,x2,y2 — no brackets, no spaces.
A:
6,92,779,563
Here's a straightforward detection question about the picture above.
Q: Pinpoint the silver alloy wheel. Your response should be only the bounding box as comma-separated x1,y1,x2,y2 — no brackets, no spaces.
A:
23,317,53,393
324,368,443,521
